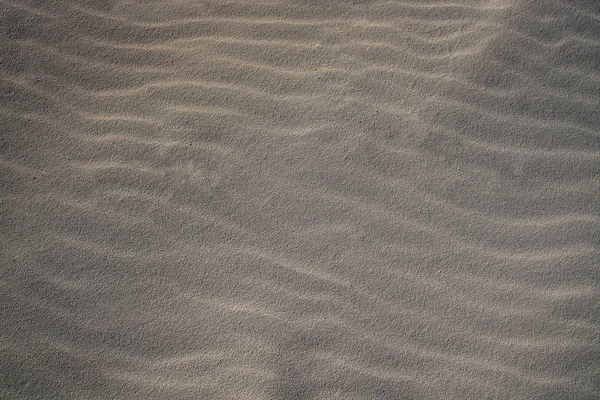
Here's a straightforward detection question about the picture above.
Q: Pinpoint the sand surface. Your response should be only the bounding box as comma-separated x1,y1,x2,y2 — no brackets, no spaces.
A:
1,0,599,399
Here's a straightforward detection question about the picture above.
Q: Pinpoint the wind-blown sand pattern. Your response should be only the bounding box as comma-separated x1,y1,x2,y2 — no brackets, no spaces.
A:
1,0,599,399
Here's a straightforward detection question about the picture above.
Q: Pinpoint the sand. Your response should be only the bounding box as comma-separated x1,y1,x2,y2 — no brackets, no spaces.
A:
1,0,599,399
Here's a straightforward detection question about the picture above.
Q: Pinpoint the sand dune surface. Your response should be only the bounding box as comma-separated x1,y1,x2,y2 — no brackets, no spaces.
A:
1,0,599,399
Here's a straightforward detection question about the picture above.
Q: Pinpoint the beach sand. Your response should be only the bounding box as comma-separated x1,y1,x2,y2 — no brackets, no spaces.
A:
1,0,599,399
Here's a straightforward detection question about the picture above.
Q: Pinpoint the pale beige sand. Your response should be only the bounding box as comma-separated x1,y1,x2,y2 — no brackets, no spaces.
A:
1,0,599,399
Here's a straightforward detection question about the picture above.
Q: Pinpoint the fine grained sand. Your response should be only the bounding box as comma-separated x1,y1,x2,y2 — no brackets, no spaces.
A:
1,0,599,398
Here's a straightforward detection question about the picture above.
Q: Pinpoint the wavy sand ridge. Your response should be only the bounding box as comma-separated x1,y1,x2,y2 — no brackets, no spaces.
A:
1,0,599,399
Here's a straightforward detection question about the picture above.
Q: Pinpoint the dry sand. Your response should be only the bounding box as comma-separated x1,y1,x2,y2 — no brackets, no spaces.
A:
1,0,599,399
